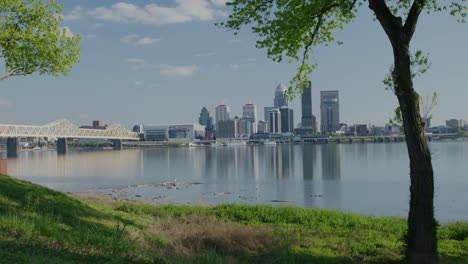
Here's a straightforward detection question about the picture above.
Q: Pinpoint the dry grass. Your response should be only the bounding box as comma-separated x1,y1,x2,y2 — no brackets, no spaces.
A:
149,214,281,260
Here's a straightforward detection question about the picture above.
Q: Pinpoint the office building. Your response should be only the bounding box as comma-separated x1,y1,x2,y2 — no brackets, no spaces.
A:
274,83,288,108
446,119,464,128
242,103,257,122
301,81,315,131
217,119,238,139
215,104,230,130
280,107,294,133
143,124,205,141
239,117,256,139
257,120,269,133
269,109,281,134
198,107,214,131
320,90,340,133
264,106,277,123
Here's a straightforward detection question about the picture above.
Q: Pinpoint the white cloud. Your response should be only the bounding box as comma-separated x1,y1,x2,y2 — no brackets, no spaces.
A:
135,37,160,46
93,23,105,28
82,34,97,39
0,98,12,107
133,80,145,86
121,35,160,46
126,58,155,70
211,0,229,6
126,58,145,64
195,51,217,57
62,6,83,21
121,34,139,44
160,65,198,77
89,1,227,26
60,26,75,38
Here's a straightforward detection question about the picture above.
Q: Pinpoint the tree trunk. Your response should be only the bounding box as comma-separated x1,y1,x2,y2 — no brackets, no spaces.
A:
392,43,438,263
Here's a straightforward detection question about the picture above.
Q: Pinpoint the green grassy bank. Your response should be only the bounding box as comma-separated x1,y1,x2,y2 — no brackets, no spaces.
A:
0,174,467,263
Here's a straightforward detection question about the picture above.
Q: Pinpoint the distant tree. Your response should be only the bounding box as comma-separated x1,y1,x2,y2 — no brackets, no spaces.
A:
0,0,80,81
220,0,466,262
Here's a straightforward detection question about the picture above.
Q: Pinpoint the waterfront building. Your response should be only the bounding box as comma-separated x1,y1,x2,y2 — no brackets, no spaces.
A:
242,103,257,122
143,124,205,141
446,119,464,129
320,90,340,134
269,108,281,134
257,120,269,133
93,120,102,129
215,104,230,130
274,83,288,108
264,106,277,123
198,107,214,131
355,124,368,136
217,119,238,139
238,117,256,139
280,107,294,133
132,125,143,133
301,81,315,131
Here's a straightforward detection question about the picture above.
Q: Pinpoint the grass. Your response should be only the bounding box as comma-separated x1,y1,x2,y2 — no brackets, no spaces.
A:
0,174,467,263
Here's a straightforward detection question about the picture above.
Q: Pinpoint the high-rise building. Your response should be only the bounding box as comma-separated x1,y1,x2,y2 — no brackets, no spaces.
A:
301,81,315,131
274,83,288,108
239,117,256,138
217,119,238,139
269,109,281,134
264,106,276,122
320,91,340,134
257,120,269,133
198,107,214,131
215,104,230,130
242,103,257,122
92,120,102,128
280,107,294,133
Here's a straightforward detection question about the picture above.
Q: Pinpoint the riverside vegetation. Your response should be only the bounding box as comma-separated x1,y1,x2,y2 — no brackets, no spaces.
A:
0,174,466,264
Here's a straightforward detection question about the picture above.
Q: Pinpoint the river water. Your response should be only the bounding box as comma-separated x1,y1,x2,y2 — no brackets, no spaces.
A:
3,141,468,223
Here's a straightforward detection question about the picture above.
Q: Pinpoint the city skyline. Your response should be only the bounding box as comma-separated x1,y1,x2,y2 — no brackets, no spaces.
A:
0,1,467,127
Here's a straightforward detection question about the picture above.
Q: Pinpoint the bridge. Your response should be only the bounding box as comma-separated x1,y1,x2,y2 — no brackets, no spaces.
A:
0,119,139,157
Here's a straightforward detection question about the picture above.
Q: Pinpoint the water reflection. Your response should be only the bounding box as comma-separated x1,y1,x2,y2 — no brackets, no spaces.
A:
4,142,468,222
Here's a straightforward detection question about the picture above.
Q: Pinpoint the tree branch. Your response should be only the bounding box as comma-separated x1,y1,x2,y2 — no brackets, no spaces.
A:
404,0,426,42
368,0,404,47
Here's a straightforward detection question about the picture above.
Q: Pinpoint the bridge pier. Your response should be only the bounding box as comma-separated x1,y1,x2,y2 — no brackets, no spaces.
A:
57,138,68,155
113,140,122,150
7,137,19,158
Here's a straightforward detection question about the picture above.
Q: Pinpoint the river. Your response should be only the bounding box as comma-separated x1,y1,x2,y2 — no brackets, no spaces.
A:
2,141,468,223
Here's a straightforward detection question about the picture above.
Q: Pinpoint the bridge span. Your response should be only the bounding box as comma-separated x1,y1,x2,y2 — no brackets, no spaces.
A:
0,119,139,158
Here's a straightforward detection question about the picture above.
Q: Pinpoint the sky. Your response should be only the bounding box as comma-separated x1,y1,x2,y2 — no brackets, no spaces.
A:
0,0,467,128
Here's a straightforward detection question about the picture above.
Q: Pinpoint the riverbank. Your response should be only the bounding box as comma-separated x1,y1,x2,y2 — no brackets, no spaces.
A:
0,174,467,263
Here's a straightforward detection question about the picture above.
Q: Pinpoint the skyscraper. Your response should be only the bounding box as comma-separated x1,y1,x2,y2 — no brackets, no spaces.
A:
280,107,294,133
274,83,288,108
242,103,257,122
269,109,281,133
198,107,214,131
215,104,230,130
320,91,340,134
301,81,315,131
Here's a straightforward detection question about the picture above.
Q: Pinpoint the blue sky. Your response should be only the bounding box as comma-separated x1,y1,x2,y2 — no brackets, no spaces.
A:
0,0,466,128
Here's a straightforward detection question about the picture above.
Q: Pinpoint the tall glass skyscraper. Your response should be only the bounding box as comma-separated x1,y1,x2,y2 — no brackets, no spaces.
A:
274,83,288,108
198,107,214,131
301,81,314,129
320,91,340,134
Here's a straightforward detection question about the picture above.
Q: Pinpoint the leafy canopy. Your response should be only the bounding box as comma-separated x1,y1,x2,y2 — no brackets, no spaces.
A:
219,0,466,97
0,0,81,81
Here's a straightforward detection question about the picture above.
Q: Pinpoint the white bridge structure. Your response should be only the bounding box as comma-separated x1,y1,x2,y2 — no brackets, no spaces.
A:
0,119,139,140
0,119,139,157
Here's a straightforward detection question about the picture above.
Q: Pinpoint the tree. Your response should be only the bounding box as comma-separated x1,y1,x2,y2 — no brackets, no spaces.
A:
0,0,80,81
219,0,466,262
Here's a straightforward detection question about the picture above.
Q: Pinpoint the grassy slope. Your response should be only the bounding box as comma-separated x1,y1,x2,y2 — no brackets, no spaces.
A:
0,174,466,264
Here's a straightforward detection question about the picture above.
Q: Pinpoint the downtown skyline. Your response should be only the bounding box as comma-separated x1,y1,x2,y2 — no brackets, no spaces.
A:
0,0,467,127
